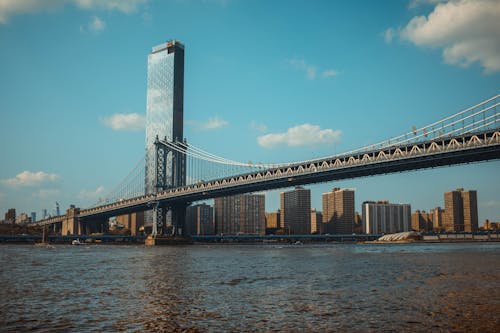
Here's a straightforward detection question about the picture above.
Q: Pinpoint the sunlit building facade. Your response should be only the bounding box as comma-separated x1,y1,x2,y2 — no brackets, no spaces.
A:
322,188,355,234
444,188,478,232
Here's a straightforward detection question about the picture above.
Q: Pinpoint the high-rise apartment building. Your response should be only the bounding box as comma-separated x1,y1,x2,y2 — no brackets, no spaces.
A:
322,188,355,234
280,187,311,234
265,211,281,230
4,208,15,224
444,188,478,232
186,204,214,235
310,209,323,234
362,201,411,234
411,207,445,232
145,40,186,228
215,194,265,235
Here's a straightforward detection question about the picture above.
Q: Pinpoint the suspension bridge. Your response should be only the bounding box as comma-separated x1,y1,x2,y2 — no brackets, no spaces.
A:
35,93,500,236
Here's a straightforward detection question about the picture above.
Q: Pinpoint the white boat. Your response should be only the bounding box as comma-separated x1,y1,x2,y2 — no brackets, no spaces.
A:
72,239,83,245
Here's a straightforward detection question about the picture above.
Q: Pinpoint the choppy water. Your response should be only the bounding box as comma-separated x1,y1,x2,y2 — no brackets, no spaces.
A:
0,242,499,332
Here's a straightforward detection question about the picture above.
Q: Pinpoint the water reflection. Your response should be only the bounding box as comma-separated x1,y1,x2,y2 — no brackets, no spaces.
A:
0,243,499,332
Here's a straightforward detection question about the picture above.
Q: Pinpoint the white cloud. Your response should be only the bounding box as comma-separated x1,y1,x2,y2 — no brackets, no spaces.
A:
321,69,338,78
88,15,105,32
78,186,105,200
203,116,229,130
0,0,147,24
257,124,342,149
250,121,267,133
102,113,145,131
189,116,229,130
288,58,318,80
288,58,339,80
383,28,395,44
33,189,61,199
398,0,500,73
2,171,59,187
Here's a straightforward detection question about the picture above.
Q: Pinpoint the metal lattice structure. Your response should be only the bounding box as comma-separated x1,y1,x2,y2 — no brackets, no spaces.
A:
37,93,499,234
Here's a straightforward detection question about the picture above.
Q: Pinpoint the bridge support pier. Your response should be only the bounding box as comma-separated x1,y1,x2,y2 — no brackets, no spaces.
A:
170,202,187,237
61,207,80,235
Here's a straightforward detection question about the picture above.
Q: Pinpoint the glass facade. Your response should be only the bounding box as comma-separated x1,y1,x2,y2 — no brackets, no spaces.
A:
145,40,185,228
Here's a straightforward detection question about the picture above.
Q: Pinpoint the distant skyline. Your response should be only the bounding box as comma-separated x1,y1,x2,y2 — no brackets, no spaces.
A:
0,0,499,223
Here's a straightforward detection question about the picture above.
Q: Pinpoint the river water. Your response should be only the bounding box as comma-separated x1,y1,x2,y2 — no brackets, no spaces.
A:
0,242,499,332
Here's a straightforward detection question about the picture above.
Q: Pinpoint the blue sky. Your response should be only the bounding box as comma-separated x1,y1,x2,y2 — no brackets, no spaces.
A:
0,0,499,223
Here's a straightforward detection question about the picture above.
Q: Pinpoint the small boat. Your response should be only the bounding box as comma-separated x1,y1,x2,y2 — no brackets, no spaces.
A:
292,241,303,245
72,239,83,245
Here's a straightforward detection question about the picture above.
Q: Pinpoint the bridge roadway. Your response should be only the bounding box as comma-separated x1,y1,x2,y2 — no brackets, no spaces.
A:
36,129,500,226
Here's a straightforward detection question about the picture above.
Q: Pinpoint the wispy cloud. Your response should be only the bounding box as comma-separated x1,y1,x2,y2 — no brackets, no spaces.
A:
33,189,61,199
80,15,106,33
321,69,338,78
2,171,59,187
73,0,148,13
383,27,395,44
287,58,339,80
386,0,500,73
102,113,145,131
188,116,229,130
0,0,148,24
480,200,500,207
78,185,105,200
257,124,342,149
249,121,267,133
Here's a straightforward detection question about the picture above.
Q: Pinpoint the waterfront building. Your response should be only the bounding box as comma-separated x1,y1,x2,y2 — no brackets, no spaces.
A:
145,40,186,227
31,212,36,223
186,204,214,235
444,188,478,232
310,209,323,234
42,209,48,219
4,208,15,224
411,210,433,232
265,211,281,234
354,211,363,234
322,188,355,234
115,212,145,236
214,194,265,235
362,201,411,234
280,187,311,234
15,213,30,225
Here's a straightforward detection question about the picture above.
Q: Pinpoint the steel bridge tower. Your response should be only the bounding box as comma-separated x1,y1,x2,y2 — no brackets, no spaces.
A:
145,40,186,236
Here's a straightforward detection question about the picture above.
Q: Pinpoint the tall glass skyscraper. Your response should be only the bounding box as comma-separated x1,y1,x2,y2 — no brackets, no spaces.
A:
145,40,185,229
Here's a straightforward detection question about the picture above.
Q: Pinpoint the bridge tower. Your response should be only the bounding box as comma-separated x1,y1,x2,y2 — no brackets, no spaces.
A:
145,40,186,236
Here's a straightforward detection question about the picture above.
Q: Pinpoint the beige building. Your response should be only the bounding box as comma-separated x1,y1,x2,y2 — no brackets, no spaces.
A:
310,209,323,234
280,187,311,234
265,211,281,230
215,194,265,235
322,188,355,234
444,188,478,232
411,210,433,232
115,212,144,236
